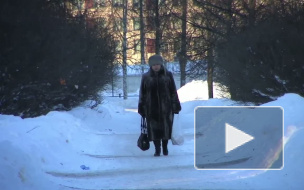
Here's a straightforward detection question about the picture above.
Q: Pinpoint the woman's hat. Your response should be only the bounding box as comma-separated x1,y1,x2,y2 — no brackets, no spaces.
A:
148,54,163,67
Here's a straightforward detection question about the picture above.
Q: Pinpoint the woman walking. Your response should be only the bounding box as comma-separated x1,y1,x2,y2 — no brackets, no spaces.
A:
138,54,181,156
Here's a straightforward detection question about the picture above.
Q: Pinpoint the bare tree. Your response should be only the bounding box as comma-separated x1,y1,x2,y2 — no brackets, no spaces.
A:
179,0,188,87
139,0,146,71
122,0,128,99
154,0,161,54
187,0,246,98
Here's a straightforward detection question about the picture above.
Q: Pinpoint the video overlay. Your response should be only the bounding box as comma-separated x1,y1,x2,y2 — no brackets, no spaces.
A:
194,106,283,170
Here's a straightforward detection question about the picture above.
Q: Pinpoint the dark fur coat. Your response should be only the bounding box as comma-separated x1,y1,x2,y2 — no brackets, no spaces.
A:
138,66,181,141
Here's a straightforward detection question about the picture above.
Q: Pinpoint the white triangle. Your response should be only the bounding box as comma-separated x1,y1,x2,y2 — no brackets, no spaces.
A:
225,123,254,153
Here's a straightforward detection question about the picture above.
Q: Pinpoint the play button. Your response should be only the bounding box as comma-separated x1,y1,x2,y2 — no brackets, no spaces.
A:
194,106,283,170
225,123,254,153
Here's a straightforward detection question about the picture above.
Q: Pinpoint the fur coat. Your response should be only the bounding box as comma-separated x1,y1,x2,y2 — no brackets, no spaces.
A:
138,66,181,141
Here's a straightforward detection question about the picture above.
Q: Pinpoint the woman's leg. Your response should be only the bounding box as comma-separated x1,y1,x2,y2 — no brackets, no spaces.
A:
162,139,168,156
153,140,161,156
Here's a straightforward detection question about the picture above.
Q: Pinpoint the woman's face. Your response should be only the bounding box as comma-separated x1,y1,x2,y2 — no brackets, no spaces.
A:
152,64,161,72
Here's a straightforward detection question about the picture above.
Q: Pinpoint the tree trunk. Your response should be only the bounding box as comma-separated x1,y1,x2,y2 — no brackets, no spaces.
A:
139,0,145,73
179,0,187,87
207,47,214,99
154,0,161,54
122,0,128,99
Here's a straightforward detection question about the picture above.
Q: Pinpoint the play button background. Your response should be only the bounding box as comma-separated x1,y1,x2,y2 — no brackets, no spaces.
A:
194,106,283,170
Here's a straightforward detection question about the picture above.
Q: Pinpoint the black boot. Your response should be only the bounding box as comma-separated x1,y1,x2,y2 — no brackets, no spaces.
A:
153,140,161,156
162,139,168,156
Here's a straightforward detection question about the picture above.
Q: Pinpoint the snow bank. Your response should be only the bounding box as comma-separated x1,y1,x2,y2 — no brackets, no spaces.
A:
0,140,58,190
178,80,230,103
0,111,106,190
262,93,304,130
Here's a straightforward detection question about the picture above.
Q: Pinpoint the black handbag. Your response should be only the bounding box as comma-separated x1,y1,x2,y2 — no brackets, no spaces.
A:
137,117,150,151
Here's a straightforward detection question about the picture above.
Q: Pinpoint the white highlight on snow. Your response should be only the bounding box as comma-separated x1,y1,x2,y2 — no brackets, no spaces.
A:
178,80,230,103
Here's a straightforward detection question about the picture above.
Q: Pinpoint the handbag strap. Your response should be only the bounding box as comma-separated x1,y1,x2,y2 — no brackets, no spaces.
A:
141,117,148,134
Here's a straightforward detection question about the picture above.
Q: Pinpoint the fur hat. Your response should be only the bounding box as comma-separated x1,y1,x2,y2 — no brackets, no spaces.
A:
148,54,164,66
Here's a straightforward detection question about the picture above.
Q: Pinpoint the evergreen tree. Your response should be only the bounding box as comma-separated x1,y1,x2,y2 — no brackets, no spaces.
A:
0,0,116,117
216,11,304,103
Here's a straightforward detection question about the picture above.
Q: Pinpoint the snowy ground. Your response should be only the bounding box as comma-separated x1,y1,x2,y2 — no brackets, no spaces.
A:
0,80,304,190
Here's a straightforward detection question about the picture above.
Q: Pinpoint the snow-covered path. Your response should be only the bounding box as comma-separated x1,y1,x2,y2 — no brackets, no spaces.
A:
44,98,199,189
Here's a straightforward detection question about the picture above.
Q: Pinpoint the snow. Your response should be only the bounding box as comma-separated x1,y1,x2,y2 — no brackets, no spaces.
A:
0,80,304,190
178,80,226,102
